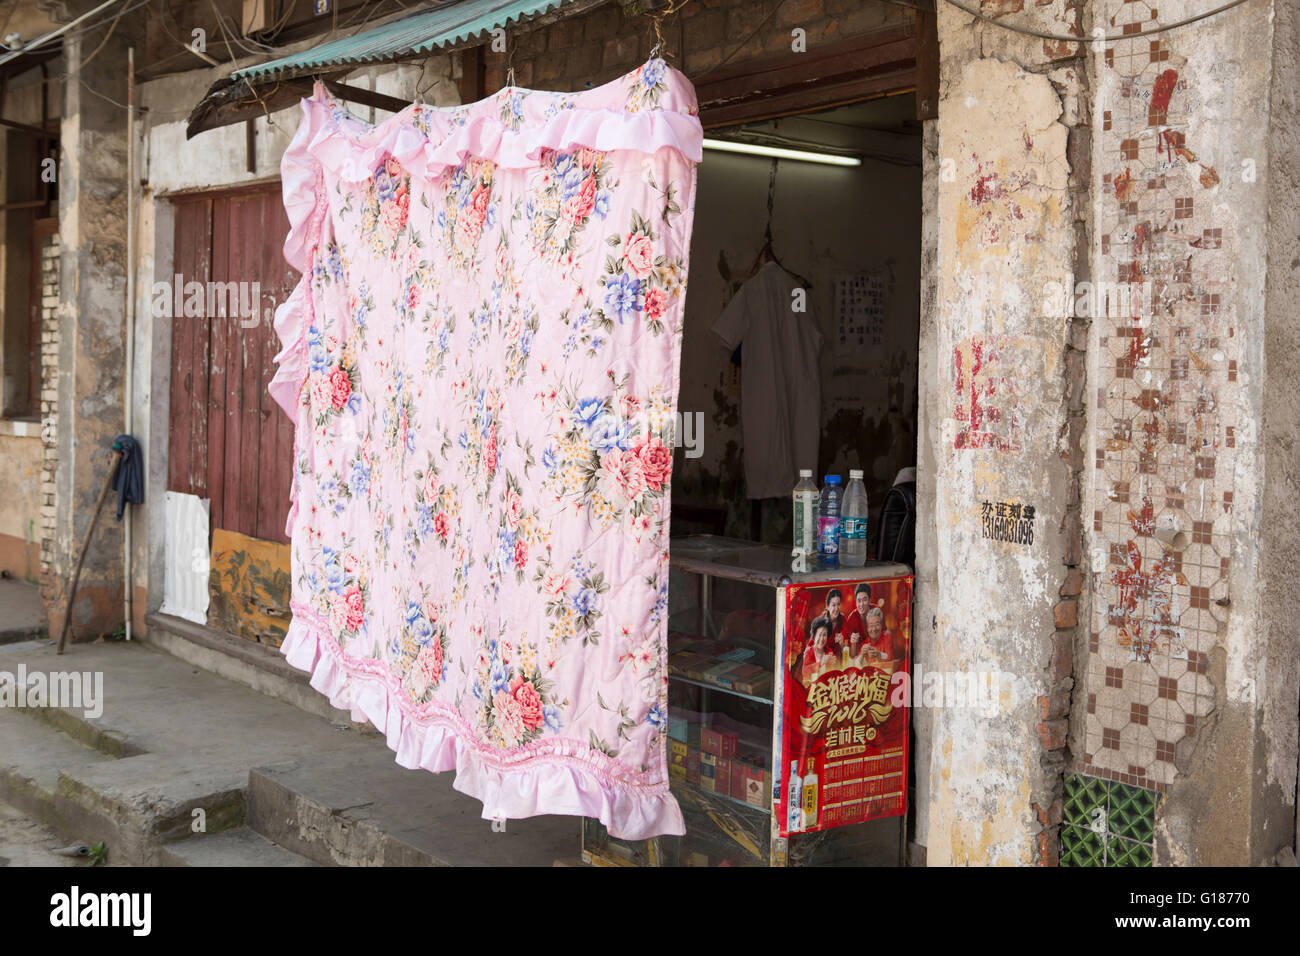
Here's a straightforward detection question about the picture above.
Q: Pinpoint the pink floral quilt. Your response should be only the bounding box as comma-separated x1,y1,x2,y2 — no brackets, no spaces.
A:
269,59,701,839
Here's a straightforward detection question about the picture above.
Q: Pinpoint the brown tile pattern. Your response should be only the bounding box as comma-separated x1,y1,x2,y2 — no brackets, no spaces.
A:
1082,1,1226,788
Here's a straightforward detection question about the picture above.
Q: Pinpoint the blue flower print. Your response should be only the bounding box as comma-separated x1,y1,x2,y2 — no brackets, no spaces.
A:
574,397,605,428
604,272,641,323
572,587,599,617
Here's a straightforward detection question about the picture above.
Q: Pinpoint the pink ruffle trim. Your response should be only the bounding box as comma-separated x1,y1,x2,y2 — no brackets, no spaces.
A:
280,609,686,842
268,75,704,424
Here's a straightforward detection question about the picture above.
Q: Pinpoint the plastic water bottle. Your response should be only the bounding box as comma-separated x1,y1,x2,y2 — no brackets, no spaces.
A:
840,469,869,567
818,475,842,569
791,470,818,572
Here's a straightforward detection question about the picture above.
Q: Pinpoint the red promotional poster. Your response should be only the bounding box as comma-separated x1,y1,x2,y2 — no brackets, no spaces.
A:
779,575,912,837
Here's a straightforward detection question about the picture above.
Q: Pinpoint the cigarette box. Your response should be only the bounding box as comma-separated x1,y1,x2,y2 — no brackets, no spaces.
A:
715,755,732,796
700,752,718,792
743,765,767,808
700,728,739,757
730,760,749,801
669,740,687,781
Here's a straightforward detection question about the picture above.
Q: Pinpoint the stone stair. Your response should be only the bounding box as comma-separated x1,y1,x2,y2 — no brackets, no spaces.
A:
0,635,578,866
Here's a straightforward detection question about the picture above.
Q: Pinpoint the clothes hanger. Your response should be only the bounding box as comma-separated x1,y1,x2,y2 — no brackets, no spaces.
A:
749,158,813,289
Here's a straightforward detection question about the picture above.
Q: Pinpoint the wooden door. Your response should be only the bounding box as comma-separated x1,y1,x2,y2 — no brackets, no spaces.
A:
167,183,299,544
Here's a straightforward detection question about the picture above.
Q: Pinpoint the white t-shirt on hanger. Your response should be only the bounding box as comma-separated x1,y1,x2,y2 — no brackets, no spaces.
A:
711,261,823,499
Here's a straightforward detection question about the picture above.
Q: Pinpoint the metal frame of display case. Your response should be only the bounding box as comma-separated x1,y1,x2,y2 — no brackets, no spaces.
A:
581,535,913,867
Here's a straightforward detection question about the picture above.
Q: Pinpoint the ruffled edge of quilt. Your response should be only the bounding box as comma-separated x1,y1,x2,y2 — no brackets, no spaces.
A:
266,94,326,430
280,611,687,842
306,102,705,188
271,65,705,426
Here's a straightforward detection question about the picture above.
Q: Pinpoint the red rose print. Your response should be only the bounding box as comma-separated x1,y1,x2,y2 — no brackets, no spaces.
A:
344,586,365,631
514,537,528,569
484,428,498,474
471,183,490,219
434,512,450,539
643,287,668,322
564,176,597,222
329,367,352,411
624,234,655,279
511,676,545,729
637,437,672,491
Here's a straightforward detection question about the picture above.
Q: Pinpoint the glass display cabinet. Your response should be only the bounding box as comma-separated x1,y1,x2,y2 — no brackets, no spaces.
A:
581,535,914,867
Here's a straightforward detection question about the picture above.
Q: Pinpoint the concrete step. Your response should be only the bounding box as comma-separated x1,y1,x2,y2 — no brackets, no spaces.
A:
141,611,373,731
0,634,586,867
247,748,580,867
0,670,117,835
157,826,317,867
0,637,375,865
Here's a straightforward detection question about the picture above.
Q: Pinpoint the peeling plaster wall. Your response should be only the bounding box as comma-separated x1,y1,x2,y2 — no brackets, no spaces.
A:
924,3,1082,865
912,118,941,856
1261,0,1300,862
44,28,134,640
1076,0,1295,865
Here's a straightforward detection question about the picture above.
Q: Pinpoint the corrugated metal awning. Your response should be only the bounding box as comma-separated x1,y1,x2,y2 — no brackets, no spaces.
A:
231,0,582,83
187,0,602,138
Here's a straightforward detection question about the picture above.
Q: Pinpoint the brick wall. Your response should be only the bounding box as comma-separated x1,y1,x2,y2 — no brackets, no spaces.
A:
481,0,911,95
37,232,59,589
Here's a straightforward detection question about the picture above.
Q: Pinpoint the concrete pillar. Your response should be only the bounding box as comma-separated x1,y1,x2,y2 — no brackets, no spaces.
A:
43,19,135,640
918,2,1087,865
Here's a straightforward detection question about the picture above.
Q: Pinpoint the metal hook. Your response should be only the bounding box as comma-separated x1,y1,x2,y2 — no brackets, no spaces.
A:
414,57,430,105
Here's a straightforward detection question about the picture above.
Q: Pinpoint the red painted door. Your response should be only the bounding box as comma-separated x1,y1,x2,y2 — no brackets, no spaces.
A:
167,183,299,544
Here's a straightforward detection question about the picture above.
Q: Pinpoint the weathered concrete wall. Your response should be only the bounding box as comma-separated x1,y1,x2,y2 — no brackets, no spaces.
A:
44,25,136,640
911,116,940,860
1262,0,1300,863
1074,0,1296,865
922,1,1084,865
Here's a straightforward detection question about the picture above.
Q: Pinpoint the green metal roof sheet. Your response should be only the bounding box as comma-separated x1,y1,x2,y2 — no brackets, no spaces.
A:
231,0,581,81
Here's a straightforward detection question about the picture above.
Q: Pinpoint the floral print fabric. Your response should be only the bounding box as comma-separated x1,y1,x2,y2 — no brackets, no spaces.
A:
270,60,701,839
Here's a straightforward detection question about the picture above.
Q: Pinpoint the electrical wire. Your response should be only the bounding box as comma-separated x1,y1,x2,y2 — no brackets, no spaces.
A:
78,0,130,69
940,0,1256,44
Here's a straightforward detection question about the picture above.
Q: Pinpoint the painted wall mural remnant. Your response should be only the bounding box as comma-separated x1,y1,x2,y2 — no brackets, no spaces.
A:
953,336,1023,452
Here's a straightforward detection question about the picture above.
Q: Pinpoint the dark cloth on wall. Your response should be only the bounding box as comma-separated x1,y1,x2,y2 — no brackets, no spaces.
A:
111,434,144,521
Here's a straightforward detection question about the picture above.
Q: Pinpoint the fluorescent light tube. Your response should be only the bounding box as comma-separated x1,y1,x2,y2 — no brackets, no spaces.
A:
701,138,861,166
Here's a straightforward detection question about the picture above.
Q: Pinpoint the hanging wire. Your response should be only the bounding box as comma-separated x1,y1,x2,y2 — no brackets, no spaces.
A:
414,56,430,103
645,0,691,60
940,0,1255,44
